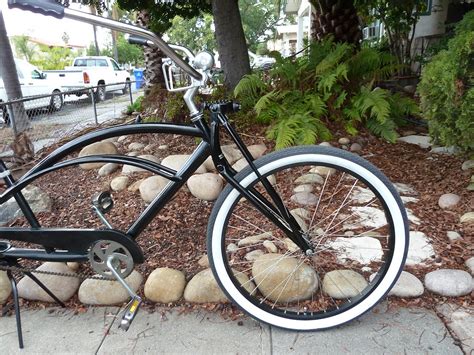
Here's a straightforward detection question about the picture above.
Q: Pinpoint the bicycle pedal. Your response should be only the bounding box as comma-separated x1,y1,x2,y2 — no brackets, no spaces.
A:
119,296,142,331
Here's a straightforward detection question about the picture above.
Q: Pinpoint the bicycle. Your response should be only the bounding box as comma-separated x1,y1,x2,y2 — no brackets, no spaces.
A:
1,0,409,348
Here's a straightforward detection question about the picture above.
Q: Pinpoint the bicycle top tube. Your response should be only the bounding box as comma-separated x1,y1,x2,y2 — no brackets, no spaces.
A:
7,0,203,82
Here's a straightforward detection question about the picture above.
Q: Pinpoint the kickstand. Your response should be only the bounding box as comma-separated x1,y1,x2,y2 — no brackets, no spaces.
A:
23,271,66,308
7,270,24,349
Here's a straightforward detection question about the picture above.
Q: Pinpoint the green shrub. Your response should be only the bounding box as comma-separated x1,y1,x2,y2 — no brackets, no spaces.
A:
235,39,417,149
126,96,144,115
418,10,474,152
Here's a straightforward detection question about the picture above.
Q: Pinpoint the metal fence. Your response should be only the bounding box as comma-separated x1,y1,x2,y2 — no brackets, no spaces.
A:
0,81,144,158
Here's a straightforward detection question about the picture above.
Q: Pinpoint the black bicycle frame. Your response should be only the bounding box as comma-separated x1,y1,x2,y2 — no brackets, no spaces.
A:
0,108,312,263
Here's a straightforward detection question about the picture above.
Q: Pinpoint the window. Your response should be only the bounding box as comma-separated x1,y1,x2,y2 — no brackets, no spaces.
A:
74,59,109,67
97,59,108,67
31,70,42,79
111,60,120,71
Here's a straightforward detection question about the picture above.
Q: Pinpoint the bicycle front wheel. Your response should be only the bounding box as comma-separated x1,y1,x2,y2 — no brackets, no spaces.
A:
207,146,408,330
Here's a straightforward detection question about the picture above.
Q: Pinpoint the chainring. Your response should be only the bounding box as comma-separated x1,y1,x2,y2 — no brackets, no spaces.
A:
88,240,134,279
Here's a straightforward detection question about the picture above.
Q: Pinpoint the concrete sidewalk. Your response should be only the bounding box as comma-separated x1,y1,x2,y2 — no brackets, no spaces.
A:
0,303,466,354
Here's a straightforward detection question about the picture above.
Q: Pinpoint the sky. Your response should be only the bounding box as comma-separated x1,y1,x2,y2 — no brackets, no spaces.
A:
0,1,110,48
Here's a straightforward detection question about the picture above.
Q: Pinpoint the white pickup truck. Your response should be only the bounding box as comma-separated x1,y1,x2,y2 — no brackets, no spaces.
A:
45,56,131,101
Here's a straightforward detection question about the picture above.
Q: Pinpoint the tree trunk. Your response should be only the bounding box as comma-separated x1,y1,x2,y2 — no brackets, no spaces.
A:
111,5,119,62
309,0,362,45
212,0,251,90
90,6,100,55
0,10,34,163
136,10,166,93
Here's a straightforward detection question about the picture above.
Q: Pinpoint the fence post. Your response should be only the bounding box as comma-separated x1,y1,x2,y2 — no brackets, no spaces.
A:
128,81,133,105
6,102,18,136
90,88,99,125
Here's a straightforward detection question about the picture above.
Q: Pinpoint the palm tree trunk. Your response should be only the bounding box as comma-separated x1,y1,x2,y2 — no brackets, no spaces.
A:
136,10,166,93
90,6,100,55
0,10,34,163
309,0,361,45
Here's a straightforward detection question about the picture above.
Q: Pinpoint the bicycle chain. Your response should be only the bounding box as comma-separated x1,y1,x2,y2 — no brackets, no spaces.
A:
0,264,116,281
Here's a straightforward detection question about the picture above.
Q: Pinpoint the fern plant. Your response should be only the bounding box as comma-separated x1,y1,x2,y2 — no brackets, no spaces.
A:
235,38,419,149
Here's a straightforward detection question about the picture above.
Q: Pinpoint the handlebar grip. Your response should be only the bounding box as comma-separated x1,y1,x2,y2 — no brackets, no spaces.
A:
8,0,65,19
128,35,150,47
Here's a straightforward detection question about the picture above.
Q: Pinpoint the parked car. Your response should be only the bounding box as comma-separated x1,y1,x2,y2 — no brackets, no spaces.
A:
45,56,131,101
248,51,276,70
0,59,63,125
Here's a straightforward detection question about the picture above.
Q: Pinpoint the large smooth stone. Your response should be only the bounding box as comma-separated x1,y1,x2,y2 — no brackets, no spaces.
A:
232,158,249,172
18,262,80,302
187,173,223,201
128,142,145,151
238,232,272,247
144,268,186,303
322,270,368,299
424,269,472,297
78,270,143,305
122,155,161,174
110,176,130,191
139,176,169,203
98,163,119,176
295,173,324,185
310,166,336,177
252,254,318,302
0,185,52,226
0,271,12,304
247,144,267,159
388,271,424,298
291,192,318,206
162,155,207,174
79,141,118,170
460,212,474,224
438,193,461,209
406,231,435,266
328,237,383,264
397,135,432,149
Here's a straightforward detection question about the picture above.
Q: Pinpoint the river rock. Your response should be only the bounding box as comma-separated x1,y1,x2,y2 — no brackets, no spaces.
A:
252,254,318,302
447,231,462,241
187,173,223,201
245,250,265,261
128,178,146,192
328,237,383,264
198,254,209,267
388,271,424,297
247,144,267,159
319,142,332,147
183,269,227,303
338,137,350,145
122,155,161,174
460,212,474,224
263,240,278,253
0,185,52,226
293,184,313,193
291,208,311,220
110,176,130,191
238,232,272,247
322,270,368,299
139,176,169,203
310,166,336,177
424,269,472,297
438,193,461,209
295,173,324,185
465,257,474,276
144,268,186,303
232,158,249,172
78,270,143,305
67,262,80,271
461,160,474,171
78,142,118,170
406,231,435,265
128,142,145,151
291,192,318,206
161,155,207,174
397,135,432,149
350,143,362,152
0,271,12,304
98,163,119,176
18,262,80,302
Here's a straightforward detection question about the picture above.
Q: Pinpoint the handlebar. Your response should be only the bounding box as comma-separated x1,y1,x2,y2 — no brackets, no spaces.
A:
8,0,203,82
8,0,64,19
